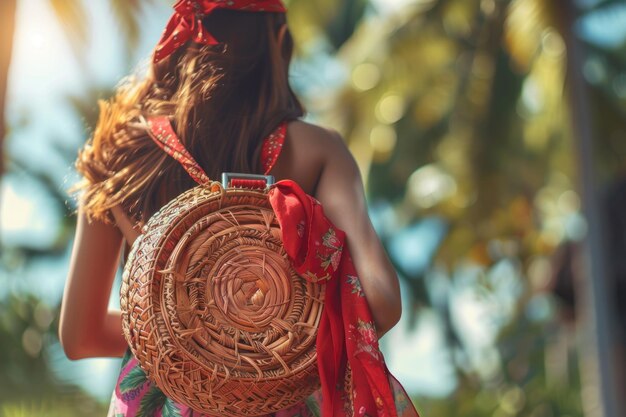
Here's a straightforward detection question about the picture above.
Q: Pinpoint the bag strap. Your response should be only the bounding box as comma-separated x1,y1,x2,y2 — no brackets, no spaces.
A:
146,117,211,185
146,116,287,186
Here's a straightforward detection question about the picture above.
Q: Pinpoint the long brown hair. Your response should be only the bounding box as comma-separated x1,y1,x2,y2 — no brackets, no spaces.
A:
74,10,304,224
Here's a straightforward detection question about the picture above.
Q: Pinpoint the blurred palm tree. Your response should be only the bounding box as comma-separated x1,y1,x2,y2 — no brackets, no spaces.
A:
0,0,146,218
48,0,152,65
0,1,147,415
304,0,625,415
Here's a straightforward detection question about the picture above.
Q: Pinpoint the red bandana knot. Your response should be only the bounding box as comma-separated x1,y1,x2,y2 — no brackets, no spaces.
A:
153,0,287,64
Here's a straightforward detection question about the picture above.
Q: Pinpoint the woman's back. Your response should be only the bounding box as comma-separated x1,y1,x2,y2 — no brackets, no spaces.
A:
112,118,401,341
112,120,340,241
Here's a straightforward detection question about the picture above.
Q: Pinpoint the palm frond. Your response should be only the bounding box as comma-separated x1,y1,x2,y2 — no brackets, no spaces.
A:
48,0,89,60
325,0,369,50
109,0,145,58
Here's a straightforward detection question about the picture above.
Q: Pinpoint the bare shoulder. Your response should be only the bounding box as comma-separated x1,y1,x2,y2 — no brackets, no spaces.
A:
272,120,352,196
286,120,344,149
287,120,349,163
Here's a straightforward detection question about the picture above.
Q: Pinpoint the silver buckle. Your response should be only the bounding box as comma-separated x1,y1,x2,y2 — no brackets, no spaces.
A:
221,173,275,189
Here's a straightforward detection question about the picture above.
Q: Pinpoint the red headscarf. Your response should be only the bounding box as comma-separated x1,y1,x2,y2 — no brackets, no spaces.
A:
153,0,287,63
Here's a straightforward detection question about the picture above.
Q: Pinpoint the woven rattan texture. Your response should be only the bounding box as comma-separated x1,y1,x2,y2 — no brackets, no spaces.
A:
121,185,324,417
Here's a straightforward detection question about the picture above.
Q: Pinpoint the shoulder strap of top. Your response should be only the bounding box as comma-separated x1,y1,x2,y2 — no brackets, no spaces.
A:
260,122,287,175
146,116,287,184
146,117,211,185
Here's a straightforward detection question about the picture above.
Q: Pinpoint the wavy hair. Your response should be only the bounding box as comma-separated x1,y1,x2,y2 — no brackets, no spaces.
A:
73,10,304,224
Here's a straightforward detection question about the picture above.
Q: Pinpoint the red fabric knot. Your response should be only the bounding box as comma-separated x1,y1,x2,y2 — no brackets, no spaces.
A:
153,0,287,63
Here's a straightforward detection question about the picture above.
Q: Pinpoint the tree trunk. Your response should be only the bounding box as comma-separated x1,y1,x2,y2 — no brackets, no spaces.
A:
0,0,16,177
0,0,16,246
556,1,626,417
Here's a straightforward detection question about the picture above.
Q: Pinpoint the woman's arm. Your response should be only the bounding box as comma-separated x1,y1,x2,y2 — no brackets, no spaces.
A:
314,131,402,338
59,210,128,359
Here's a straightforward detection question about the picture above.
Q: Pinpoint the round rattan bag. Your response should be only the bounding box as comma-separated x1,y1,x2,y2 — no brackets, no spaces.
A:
120,121,324,417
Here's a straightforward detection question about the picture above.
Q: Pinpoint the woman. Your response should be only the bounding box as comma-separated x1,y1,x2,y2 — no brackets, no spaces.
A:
59,2,414,416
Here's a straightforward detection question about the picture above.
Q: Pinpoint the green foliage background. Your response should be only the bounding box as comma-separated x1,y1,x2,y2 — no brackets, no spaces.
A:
1,0,625,416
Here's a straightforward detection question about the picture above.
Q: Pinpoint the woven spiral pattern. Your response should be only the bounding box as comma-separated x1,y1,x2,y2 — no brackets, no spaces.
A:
121,185,324,417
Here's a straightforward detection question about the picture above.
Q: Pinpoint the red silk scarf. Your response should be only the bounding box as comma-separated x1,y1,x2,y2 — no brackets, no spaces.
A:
145,117,420,417
154,0,287,63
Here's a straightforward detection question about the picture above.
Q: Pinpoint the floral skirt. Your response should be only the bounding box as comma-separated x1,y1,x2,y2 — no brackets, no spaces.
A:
108,350,417,417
